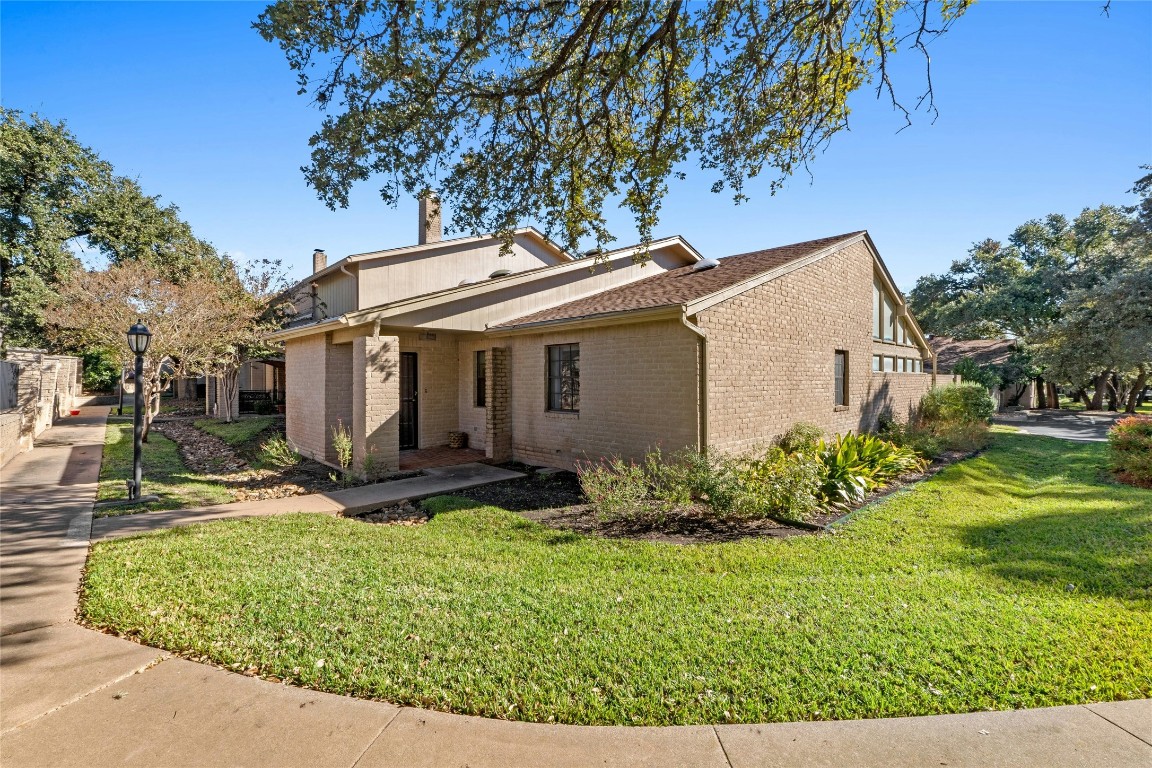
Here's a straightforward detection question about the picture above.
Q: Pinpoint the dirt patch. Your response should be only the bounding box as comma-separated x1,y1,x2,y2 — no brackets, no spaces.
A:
345,500,431,526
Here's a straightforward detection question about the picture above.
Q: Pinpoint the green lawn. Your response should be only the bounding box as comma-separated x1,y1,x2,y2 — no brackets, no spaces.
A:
1058,396,1151,415
96,421,232,516
193,416,277,447
81,433,1151,725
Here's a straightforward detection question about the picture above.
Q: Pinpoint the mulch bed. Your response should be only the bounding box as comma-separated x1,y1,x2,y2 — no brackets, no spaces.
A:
445,449,983,545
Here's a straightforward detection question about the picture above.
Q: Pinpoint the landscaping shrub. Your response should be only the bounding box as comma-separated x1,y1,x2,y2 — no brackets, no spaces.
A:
726,447,823,522
921,383,995,424
580,445,826,523
918,383,996,452
576,457,651,521
817,432,928,506
1108,416,1152,487
330,420,354,485
260,435,301,468
775,422,824,455
877,416,944,459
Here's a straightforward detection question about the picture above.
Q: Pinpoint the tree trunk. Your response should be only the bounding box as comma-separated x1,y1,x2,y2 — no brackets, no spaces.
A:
1125,365,1148,414
1106,372,1120,411
1076,388,1092,408
1090,372,1108,410
1035,376,1047,409
1047,381,1060,409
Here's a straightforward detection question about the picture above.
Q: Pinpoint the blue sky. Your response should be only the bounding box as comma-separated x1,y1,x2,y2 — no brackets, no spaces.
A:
3,1,1150,289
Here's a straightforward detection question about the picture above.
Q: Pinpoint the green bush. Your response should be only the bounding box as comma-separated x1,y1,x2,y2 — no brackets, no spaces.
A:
260,435,301,468
579,445,825,523
576,457,652,522
817,432,928,506
918,383,996,452
1108,416,1152,486
878,417,944,460
82,347,122,392
776,422,824,455
921,383,995,425
726,447,823,522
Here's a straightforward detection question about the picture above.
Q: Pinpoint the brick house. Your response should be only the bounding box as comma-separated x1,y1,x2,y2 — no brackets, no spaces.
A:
269,203,936,473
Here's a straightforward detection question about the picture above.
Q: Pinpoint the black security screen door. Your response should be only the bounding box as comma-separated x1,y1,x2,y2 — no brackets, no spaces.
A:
400,352,418,449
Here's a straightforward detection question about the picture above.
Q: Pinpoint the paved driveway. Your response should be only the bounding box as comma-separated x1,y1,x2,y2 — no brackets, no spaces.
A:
994,410,1127,442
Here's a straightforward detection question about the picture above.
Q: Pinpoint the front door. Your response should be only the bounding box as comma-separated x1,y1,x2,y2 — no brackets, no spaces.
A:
399,352,418,449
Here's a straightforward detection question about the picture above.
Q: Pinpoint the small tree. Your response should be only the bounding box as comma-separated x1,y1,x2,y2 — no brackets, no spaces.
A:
46,262,246,436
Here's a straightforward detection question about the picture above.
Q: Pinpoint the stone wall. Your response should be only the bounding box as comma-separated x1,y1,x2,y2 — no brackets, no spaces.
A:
353,335,399,475
1,349,83,468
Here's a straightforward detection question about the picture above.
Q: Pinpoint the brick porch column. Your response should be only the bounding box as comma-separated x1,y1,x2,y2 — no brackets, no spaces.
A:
353,335,400,477
485,347,512,463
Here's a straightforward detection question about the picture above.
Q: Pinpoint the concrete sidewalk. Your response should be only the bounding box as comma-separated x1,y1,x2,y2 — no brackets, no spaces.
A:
2,407,1149,767
92,461,524,541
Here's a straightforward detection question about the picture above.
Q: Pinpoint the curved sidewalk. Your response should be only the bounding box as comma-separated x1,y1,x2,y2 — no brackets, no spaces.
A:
1,407,1149,767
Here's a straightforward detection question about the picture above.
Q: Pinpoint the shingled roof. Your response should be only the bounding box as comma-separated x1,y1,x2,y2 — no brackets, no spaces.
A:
490,232,864,329
928,337,1019,373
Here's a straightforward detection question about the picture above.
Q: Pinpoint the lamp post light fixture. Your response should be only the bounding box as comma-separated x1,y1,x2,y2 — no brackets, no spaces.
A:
125,319,151,500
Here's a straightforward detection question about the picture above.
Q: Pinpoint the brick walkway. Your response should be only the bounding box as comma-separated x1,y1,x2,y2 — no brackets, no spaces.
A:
399,445,488,470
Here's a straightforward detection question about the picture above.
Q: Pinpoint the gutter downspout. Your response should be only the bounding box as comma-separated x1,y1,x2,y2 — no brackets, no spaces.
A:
680,311,708,451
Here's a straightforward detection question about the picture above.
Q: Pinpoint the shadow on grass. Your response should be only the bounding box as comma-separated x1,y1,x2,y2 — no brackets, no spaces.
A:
951,434,1152,600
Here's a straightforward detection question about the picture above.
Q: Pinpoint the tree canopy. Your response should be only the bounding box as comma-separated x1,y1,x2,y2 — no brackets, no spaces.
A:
256,0,970,253
1,109,229,347
908,170,1151,412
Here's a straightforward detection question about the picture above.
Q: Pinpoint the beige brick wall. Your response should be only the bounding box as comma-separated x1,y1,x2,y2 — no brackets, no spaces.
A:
502,319,700,469
285,334,328,462
456,336,489,451
286,334,355,465
393,332,459,449
698,241,932,452
353,335,400,475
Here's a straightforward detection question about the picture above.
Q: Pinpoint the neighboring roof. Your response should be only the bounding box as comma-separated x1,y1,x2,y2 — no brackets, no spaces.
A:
929,337,1018,373
490,232,865,330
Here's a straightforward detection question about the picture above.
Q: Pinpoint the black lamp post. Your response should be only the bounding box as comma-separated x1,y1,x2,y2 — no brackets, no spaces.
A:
126,320,151,500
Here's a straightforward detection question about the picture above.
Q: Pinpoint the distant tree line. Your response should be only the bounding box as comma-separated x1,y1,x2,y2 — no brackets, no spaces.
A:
909,168,1151,413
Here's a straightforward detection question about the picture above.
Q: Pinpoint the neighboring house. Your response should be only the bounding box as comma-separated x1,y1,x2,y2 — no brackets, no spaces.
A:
927,336,1034,410
269,204,937,473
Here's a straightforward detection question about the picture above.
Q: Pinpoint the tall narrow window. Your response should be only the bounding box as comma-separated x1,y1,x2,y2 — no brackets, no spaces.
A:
547,343,580,412
474,350,486,407
834,350,848,406
873,281,882,339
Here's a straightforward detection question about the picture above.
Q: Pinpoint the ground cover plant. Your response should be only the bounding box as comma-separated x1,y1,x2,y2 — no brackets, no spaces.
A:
81,432,1151,725
96,421,232,515
1108,416,1152,488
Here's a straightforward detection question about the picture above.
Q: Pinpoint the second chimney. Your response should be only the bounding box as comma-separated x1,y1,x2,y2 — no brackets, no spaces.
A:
418,192,442,245
313,249,327,274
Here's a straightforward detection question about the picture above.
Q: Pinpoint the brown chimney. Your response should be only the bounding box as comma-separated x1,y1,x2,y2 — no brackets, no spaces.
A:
313,249,327,274
418,192,442,245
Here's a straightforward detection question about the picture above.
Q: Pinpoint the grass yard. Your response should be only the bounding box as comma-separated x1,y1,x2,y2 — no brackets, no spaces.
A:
81,433,1152,725
95,421,232,516
193,416,277,447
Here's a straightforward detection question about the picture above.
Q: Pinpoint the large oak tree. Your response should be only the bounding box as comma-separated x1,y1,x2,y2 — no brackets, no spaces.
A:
256,0,970,253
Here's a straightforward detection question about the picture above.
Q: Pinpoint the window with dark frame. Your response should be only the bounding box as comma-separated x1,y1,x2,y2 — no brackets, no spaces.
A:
834,350,848,407
474,350,486,407
547,343,580,412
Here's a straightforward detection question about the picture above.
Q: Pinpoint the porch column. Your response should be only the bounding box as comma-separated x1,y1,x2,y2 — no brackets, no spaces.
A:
353,335,400,477
485,347,512,463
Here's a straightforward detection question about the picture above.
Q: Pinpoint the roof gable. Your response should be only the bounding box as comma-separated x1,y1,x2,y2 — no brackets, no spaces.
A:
491,232,864,330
